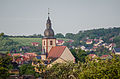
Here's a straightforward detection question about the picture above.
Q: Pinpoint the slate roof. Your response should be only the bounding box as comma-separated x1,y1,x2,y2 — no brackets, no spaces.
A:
36,56,41,59
47,46,66,59
114,48,120,53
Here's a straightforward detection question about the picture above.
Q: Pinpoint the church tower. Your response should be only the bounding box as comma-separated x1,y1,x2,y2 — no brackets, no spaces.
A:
42,11,56,55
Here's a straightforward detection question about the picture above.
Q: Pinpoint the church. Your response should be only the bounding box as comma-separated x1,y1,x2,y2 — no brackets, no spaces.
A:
40,13,75,66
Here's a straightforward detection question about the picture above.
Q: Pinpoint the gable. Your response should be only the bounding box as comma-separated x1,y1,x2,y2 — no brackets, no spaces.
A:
60,47,75,62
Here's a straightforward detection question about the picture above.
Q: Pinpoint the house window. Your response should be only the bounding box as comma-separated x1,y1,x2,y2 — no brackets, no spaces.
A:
44,41,45,45
50,41,52,45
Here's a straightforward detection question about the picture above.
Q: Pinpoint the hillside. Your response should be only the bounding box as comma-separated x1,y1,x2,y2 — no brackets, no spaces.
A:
10,38,70,46
65,27,120,47
10,38,42,46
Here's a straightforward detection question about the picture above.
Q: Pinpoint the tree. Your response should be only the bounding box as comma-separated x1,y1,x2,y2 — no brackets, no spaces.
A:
19,64,35,76
0,36,19,51
0,54,13,79
70,48,87,63
65,33,74,39
0,32,4,37
55,33,64,38
41,54,120,79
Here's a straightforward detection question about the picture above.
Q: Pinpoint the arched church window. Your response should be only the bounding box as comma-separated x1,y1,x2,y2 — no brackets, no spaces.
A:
50,41,52,45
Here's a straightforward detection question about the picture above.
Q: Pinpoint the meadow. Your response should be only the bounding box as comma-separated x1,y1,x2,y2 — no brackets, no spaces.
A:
10,38,42,46
10,37,70,46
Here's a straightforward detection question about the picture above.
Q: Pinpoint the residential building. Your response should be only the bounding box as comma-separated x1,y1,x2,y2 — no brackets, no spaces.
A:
86,39,93,44
100,55,112,60
31,42,39,46
113,48,120,55
56,40,65,45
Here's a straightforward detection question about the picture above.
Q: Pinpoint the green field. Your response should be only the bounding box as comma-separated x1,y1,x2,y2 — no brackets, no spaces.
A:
10,38,70,46
0,51,8,54
10,38,42,46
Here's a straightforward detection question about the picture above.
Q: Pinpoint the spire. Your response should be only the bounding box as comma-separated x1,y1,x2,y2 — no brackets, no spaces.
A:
44,8,55,38
46,8,51,29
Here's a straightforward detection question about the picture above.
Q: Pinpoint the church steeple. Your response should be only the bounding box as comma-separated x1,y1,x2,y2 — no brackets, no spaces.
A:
46,17,51,29
42,9,56,55
44,9,55,38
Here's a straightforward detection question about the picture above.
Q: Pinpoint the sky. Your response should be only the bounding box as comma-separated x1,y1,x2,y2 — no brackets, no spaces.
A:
0,0,120,36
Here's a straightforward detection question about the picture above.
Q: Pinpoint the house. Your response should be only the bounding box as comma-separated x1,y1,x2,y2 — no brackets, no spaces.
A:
66,40,74,43
31,42,39,46
36,55,41,60
88,54,98,62
100,55,112,60
47,46,75,67
56,40,65,45
15,58,24,65
12,53,22,57
109,37,115,41
93,46,98,49
86,39,93,44
14,55,31,65
9,69,19,75
80,46,86,50
109,43,116,50
88,54,97,58
7,53,12,56
94,39,103,43
113,48,120,55
94,39,99,42
85,47,92,51
24,53,37,57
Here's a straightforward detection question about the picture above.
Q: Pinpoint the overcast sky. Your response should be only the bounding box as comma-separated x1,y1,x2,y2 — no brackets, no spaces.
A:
0,0,120,36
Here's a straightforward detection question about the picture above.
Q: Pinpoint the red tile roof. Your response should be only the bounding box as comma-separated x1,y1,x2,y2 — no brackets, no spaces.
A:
7,53,12,56
24,53,37,56
89,54,96,57
48,46,66,59
101,55,109,58
57,40,64,43
13,53,22,56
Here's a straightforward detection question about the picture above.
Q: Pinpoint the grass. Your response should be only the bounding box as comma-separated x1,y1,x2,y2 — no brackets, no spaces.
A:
0,37,70,54
0,51,8,54
10,37,70,46
10,38,42,46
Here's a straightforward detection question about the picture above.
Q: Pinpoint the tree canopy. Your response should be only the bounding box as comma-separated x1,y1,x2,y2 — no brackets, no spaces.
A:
42,55,120,79
55,33,64,38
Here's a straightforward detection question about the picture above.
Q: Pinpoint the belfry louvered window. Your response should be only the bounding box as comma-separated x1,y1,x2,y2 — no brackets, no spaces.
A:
50,41,52,45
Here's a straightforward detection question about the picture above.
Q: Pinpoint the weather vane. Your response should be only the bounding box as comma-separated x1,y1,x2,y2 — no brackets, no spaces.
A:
48,8,50,17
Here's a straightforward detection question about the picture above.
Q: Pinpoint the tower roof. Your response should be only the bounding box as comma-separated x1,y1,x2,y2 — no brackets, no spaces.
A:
44,10,55,38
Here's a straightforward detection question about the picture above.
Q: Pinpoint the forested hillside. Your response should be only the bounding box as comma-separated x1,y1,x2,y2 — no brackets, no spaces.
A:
0,27,120,54
64,27,120,47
